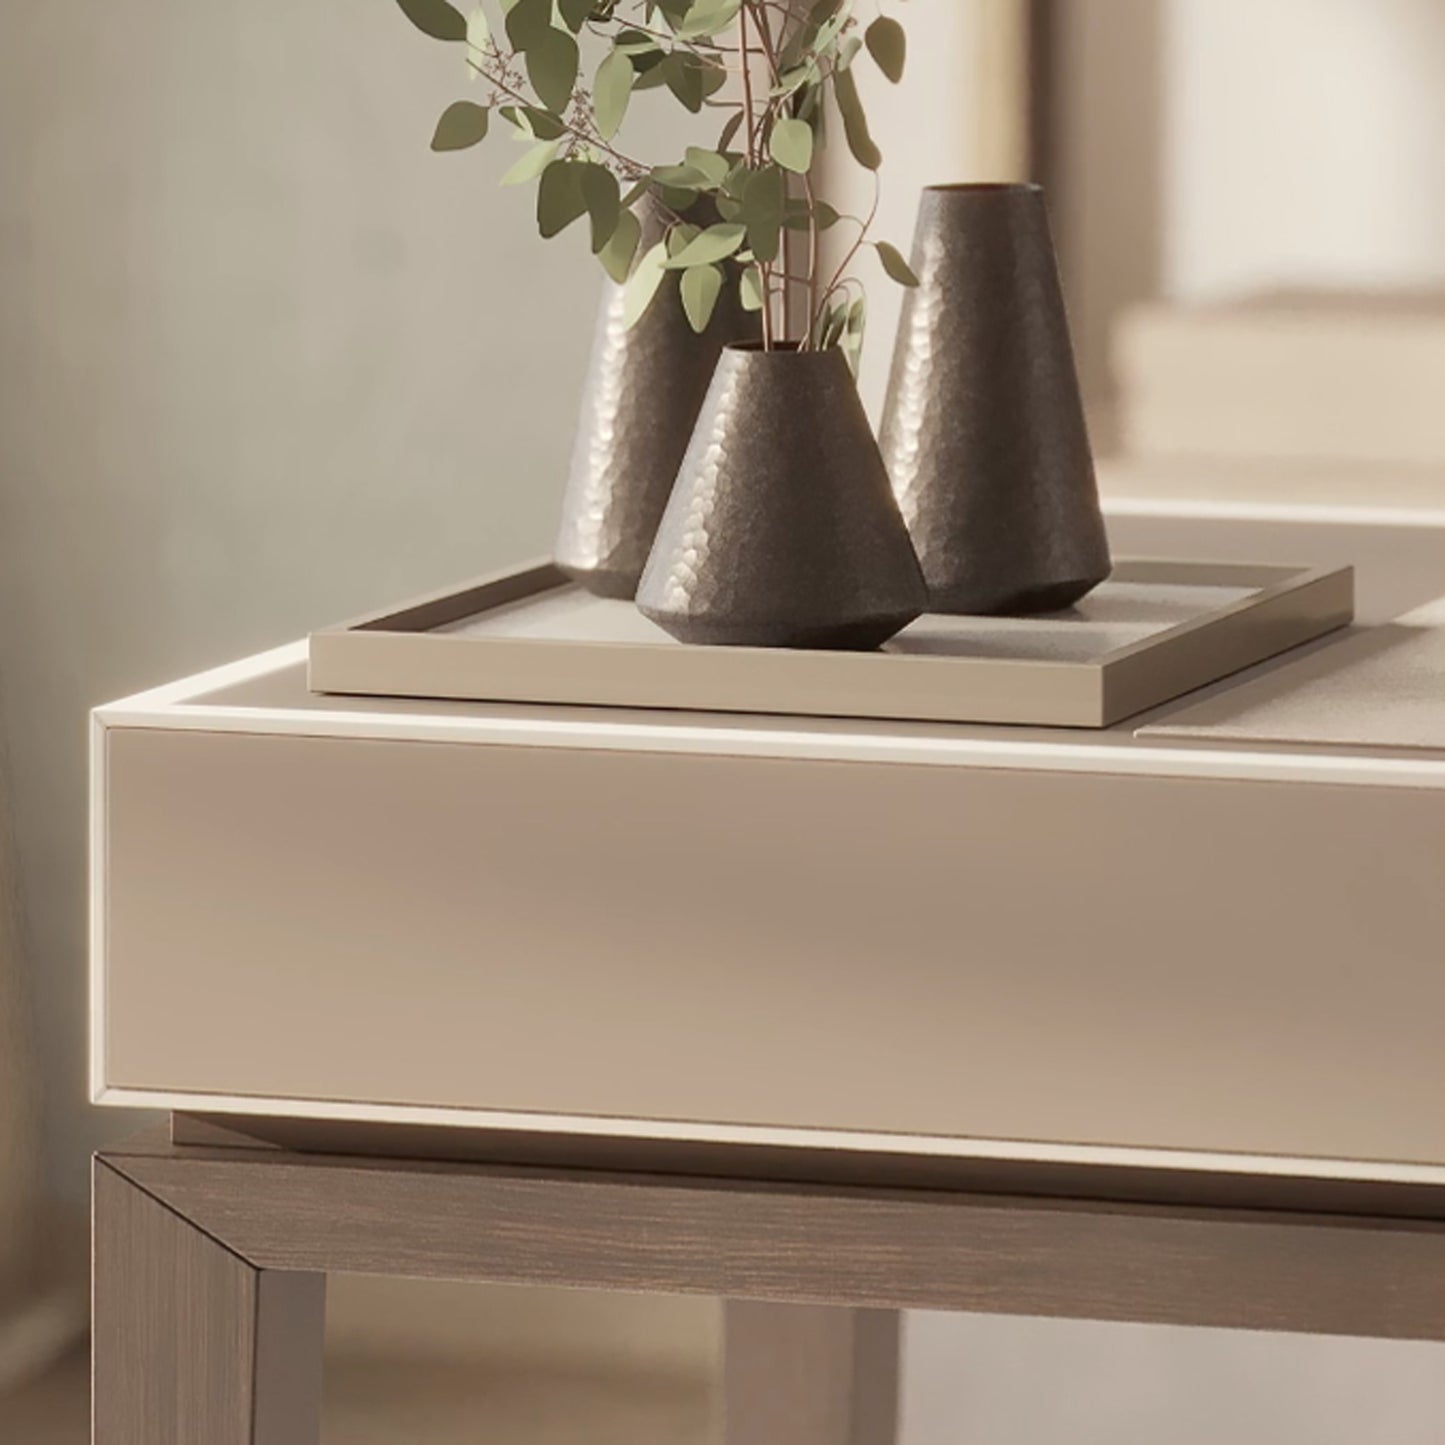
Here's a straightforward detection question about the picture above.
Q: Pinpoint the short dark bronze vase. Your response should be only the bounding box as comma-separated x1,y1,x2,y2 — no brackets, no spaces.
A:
879,183,1111,615
554,203,759,601
636,344,927,650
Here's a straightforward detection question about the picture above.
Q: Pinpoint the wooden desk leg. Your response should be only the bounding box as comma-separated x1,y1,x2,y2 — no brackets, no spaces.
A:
723,1302,901,1445
92,1159,326,1445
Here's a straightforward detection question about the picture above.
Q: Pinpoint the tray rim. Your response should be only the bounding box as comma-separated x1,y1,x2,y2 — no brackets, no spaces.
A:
308,558,1356,729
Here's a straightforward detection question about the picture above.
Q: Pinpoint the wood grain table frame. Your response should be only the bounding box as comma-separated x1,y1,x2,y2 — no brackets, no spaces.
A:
93,1129,1445,1444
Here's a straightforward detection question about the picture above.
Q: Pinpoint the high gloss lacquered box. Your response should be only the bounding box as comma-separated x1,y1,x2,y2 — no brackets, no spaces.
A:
92,601,1445,1187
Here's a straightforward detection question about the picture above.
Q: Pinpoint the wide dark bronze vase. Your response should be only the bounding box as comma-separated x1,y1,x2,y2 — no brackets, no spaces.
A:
555,204,759,601
636,345,927,649
880,183,1111,615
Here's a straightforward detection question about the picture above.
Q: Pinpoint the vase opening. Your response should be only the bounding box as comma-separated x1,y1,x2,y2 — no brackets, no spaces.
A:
723,340,849,362
925,181,1044,196
727,340,807,354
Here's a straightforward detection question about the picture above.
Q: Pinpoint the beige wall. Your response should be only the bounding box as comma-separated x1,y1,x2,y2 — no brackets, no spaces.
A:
824,2,985,418
1163,0,1445,300
0,0,606,1199
1054,0,1445,405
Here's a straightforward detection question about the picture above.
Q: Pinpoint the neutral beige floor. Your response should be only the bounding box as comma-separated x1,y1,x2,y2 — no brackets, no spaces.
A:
0,1350,715,1445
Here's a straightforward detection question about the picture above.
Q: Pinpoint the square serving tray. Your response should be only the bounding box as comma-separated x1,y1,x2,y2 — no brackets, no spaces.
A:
308,559,1354,729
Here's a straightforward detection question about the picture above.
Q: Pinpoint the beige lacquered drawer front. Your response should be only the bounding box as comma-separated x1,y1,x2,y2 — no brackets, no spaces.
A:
99,726,1445,1169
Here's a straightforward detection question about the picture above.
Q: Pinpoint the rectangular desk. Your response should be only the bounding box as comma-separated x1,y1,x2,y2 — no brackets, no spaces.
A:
91,505,1445,1444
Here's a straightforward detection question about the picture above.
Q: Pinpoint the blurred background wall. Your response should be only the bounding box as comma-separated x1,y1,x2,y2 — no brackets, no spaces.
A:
1162,0,1445,302
3,0,1445,1439
1055,0,1445,411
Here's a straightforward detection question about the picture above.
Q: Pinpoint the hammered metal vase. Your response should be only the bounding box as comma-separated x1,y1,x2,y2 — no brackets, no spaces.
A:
636,345,927,649
880,183,1111,615
555,202,759,600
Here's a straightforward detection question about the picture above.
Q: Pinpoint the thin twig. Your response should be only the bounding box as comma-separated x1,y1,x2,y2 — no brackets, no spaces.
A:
738,4,775,349
813,171,879,338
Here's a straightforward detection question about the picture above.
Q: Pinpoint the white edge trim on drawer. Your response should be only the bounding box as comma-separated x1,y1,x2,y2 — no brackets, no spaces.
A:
90,644,1445,790
91,1084,1445,1189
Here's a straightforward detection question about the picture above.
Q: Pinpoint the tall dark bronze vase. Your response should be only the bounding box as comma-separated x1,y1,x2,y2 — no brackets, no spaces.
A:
879,183,1111,615
555,204,759,601
636,345,927,649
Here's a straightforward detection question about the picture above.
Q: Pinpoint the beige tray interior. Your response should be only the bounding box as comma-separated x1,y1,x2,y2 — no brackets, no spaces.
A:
439,578,1256,665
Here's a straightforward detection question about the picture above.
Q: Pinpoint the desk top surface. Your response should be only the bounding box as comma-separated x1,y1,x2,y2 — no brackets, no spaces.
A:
91,624,1445,794
93,497,1445,787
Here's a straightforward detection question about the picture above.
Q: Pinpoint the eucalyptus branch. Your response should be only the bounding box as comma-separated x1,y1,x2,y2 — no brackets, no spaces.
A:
397,0,917,352
802,167,820,349
814,171,880,335
465,52,644,178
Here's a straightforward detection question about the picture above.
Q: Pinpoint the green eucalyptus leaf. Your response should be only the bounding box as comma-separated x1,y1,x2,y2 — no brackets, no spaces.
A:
811,4,854,58
683,147,730,186
749,218,781,263
739,264,765,313
865,15,906,82
592,50,634,139
663,222,747,269
466,5,491,50
506,105,567,139
395,0,468,41
722,160,751,197
651,162,707,191
680,263,724,333
660,53,705,113
807,91,828,148
697,59,728,100
676,0,742,40
716,194,743,222
836,34,862,70
537,160,589,238
505,0,552,48
844,296,867,373
740,164,787,216
780,0,844,68
614,28,662,55
820,300,848,350
431,100,491,150
782,198,840,231
769,117,814,174
578,164,622,252
598,206,643,283
558,0,593,33
875,240,920,286
622,240,671,329
717,110,745,153
739,165,787,263
666,222,702,257
659,183,699,212
771,65,814,99
527,26,580,113
500,137,561,185
633,54,672,89
833,65,881,170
